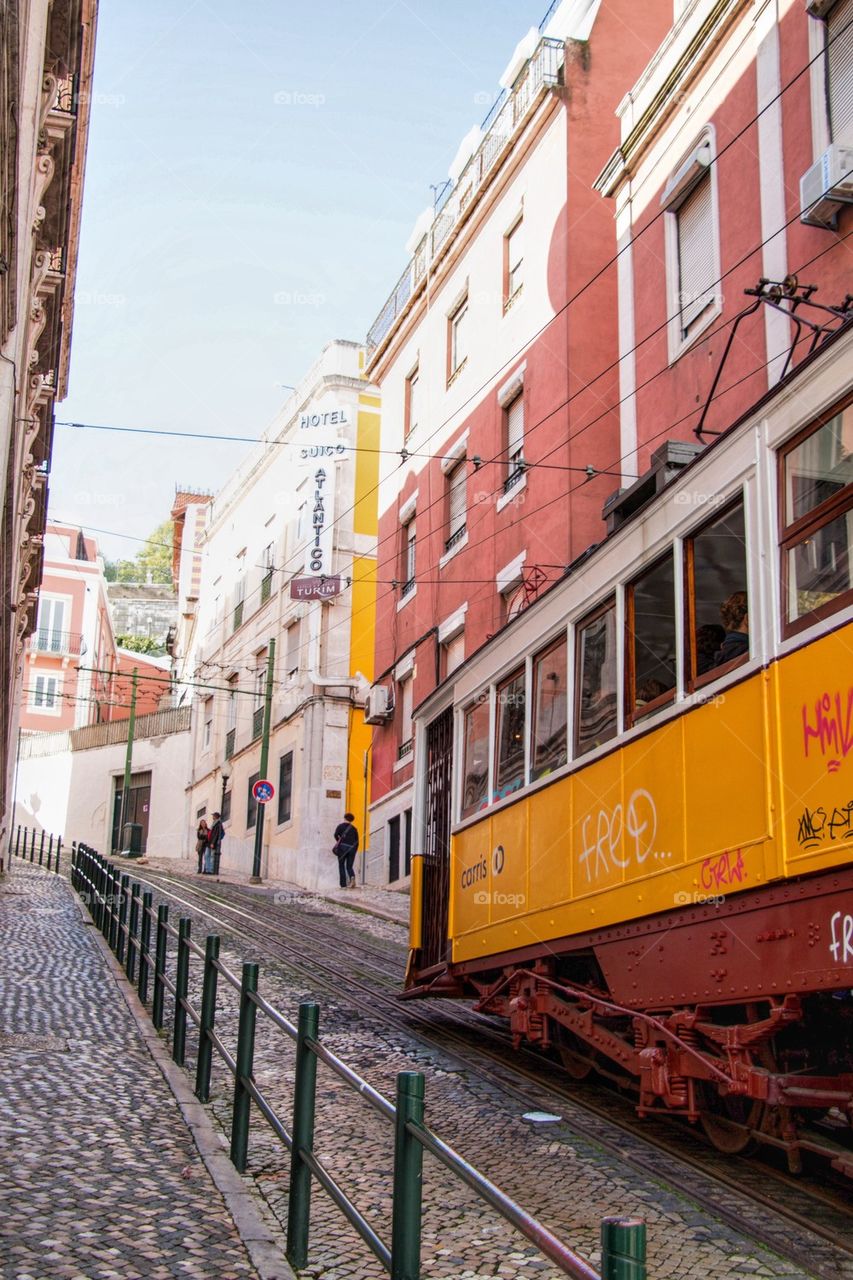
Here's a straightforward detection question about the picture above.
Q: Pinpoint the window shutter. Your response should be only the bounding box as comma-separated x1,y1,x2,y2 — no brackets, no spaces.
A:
449,463,467,535
829,0,853,144
406,522,416,581
506,396,524,464
677,175,715,336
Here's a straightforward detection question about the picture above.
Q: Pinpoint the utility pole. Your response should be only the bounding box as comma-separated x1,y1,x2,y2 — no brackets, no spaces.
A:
119,668,138,856
251,639,276,883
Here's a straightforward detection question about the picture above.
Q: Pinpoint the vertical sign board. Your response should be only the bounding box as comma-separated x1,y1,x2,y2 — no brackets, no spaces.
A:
305,463,336,580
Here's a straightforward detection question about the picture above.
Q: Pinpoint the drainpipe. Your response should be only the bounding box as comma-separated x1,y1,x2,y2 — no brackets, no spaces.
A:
306,601,368,699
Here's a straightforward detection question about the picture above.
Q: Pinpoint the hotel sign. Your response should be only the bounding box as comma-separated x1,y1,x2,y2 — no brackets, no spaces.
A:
299,407,349,430
290,575,343,601
305,464,335,579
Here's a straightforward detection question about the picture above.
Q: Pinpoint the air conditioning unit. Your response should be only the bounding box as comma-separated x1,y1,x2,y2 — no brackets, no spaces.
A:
800,144,853,227
364,684,394,724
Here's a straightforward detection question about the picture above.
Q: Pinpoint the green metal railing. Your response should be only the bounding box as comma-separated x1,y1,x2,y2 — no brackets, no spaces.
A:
69,842,647,1280
11,823,63,873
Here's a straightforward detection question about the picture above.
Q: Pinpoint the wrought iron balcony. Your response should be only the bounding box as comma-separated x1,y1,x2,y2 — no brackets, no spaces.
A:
503,464,525,495
29,630,86,656
366,36,564,353
444,524,467,553
400,577,416,598
398,737,414,761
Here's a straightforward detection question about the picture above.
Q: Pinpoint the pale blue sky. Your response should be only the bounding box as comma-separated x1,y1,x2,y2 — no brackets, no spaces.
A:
50,0,548,559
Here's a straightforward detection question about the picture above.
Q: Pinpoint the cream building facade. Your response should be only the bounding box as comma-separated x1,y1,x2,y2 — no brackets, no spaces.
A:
174,341,379,890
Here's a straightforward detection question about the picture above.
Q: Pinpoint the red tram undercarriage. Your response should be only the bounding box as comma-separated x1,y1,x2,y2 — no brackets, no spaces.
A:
405,867,853,1176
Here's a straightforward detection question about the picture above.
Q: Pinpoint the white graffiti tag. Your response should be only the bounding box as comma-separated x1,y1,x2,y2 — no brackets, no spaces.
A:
578,789,662,884
829,911,853,964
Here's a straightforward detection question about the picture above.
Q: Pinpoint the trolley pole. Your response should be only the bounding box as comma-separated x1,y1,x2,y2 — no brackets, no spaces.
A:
250,639,276,883
118,668,138,855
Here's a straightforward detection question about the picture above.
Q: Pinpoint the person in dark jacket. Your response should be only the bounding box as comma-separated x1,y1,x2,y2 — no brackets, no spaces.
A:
333,813,359,888
696,623,726,675
716,591,749,665
207,812,224,876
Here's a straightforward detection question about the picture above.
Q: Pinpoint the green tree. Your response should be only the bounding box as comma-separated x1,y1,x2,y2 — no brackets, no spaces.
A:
115,634,167,656
134,519,174,584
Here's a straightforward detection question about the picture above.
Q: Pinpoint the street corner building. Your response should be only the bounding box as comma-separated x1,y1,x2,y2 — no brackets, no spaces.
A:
0,0,99,866
171,340,379,891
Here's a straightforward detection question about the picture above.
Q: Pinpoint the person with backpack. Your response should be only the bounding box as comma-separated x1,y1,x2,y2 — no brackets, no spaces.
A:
332,813,359,888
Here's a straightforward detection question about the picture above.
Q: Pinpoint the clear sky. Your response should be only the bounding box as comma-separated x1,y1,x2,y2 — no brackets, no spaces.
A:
49,0,549,560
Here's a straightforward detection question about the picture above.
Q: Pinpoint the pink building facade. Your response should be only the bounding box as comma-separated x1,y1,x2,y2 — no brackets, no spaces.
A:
364,0,674,884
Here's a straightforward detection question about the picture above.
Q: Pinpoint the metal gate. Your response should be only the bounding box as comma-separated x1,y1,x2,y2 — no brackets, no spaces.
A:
420,708,453,970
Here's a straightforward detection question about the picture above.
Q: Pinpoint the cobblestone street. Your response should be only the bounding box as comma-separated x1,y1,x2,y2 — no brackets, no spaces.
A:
0,863,268,1280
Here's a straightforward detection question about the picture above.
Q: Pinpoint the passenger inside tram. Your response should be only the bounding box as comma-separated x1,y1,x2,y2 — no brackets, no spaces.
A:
715,590,749,664
696,623,726,674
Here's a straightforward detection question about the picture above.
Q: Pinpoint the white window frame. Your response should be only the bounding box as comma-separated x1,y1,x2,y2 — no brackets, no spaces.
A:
448,292,469,380
31,672,61,714
663,127,722,362
504,212,524,308
285,619,302,676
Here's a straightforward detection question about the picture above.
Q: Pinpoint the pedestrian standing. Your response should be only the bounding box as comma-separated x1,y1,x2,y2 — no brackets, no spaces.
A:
333,813,359,889
207,812,224,876
195,818,209,874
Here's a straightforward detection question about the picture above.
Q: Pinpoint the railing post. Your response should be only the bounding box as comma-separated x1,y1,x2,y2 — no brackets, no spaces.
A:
29,827,34,862
601,1218,646,1280
55,836,61,874
230,962,259,1173
152,905,169,1030
137,891,153,1003
38,830,45,866
108,866,120,950
14,825,21,859
100,859,112,940
114,873,128,959
391,1072,425,1280
70,841,77,887
126,883,141,983
286,1001,320,1270
92,855,104,930
194,934,221,1103
47,833,54,871
173,917,192,1066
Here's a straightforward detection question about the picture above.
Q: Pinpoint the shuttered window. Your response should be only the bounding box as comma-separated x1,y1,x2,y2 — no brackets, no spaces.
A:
676,173,715,338
447,461,467,545
506,395,524,478
829,0,853,143
278,752,293,825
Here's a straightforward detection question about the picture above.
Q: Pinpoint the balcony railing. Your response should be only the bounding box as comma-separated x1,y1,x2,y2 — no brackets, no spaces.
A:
398,738,414,761
29,630,87,656
252,706,264,740
366,36,564,353
503,464,525,494
225,728,236,760
400,577,416,598
444,524,467,554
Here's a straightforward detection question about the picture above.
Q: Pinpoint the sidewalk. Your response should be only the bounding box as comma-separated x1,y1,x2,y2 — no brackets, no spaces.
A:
140,855,411,929
0,863,292,1280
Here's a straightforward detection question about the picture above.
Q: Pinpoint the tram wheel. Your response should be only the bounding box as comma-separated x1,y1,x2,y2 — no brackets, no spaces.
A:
556,1027,594,1080
700,1087,764,1155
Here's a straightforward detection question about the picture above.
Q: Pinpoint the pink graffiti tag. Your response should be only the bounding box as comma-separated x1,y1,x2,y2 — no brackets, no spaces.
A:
700,849,746,892
802,688,853,774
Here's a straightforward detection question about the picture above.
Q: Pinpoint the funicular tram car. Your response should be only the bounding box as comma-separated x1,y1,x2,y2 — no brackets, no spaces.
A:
404,332,853,1176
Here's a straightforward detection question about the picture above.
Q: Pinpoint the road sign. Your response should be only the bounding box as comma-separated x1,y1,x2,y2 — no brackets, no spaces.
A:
252,779,275,804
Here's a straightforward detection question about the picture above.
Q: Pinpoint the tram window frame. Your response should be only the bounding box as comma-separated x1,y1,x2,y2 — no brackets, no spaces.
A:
683,494,750,691
460,692,491,821
778,394,853,638
530,634,569,781
625,552,677,727
493,666,526,802
574,597,619,757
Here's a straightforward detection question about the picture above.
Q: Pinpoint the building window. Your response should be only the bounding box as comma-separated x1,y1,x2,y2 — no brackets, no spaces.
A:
685,496,749,687
261,542,274,603
504,395,525,492
531,636,568,781
663,131,719,354
398,677,414,758
221,788,232,824
278,752,293,824
247,772,260,829
442,631,465,678
828,0,853,144
503,215,523,308
35,598,66,652
461,693,490,820
225,679,237,759
627,554,677,723
285,620,301,676
202,697,213,751
779,395,853,635
253,660,266,740
233,552,246,632
32,674,59,709
401,520,416,595
446,460,467,551
448,293,469,381
405,364,419,439
575,599,618,757
494,668,525,801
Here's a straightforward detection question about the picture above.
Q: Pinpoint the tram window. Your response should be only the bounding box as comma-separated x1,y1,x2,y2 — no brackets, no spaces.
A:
531,637,568,780
627,554,676,721
461,694,490,820
574,599,617,757
780,399,853,635
494,668,526,801
686,496,748,686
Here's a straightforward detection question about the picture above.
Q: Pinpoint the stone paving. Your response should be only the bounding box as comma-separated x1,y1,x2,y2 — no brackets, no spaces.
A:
0,863,262,1280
